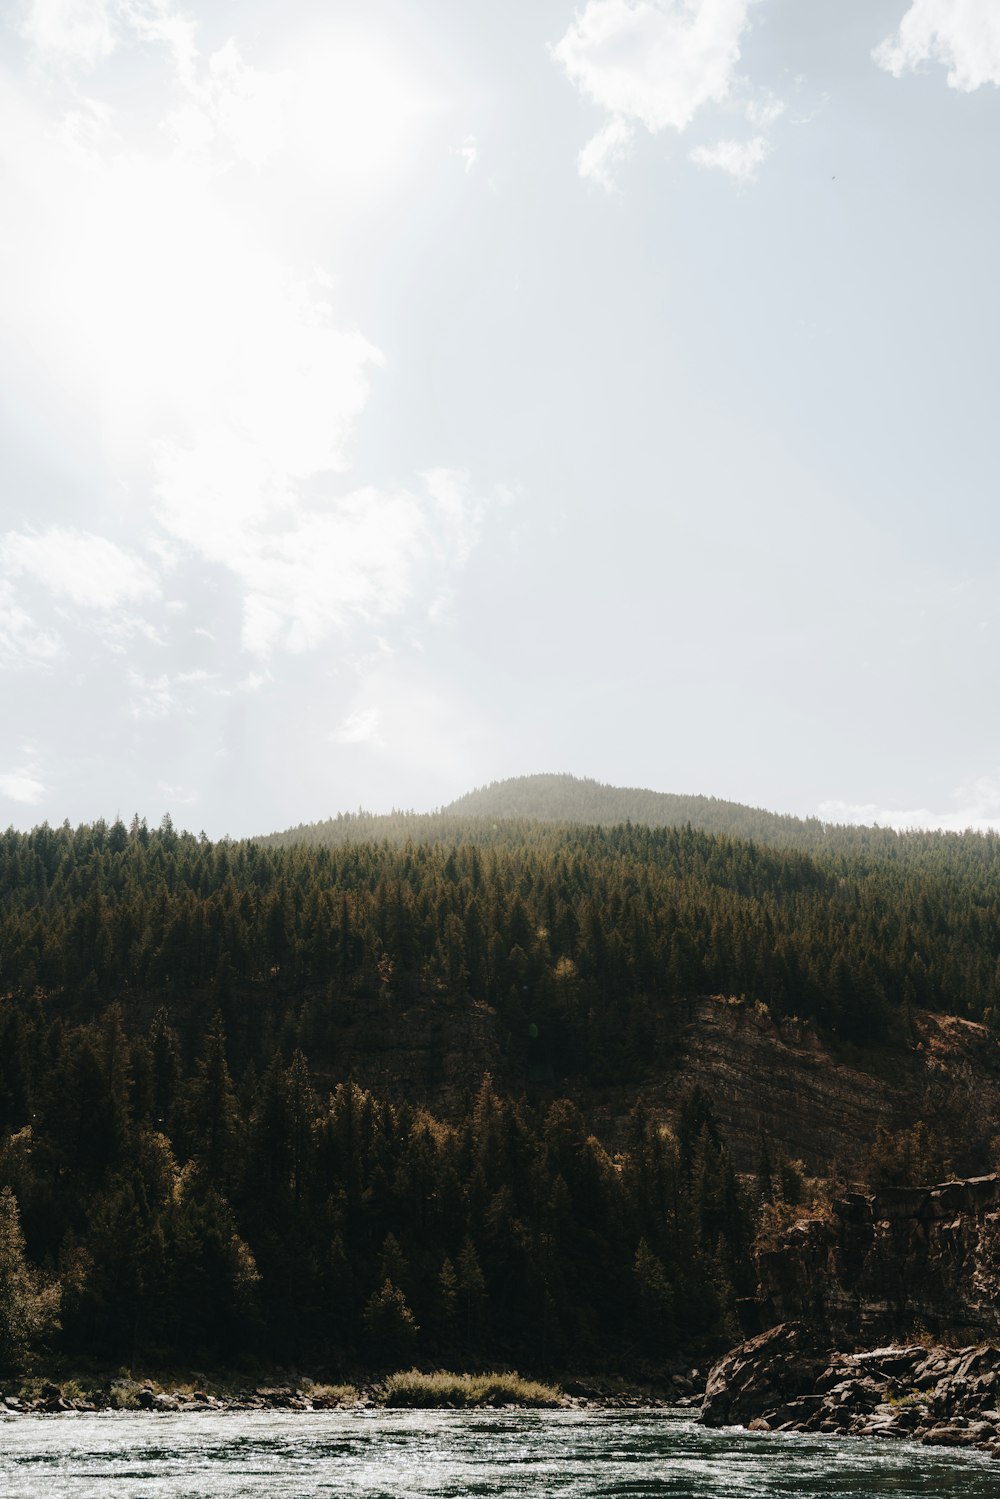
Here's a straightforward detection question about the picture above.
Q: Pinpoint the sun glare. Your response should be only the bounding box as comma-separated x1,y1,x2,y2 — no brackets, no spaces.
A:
289,35,434,189
21,27,432,466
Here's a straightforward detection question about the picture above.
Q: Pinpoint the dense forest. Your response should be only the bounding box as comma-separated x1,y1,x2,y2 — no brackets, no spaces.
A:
4,813,1000,1051
1,805,999,1372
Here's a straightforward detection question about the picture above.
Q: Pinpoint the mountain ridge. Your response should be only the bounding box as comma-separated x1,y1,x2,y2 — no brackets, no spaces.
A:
262,771,995,854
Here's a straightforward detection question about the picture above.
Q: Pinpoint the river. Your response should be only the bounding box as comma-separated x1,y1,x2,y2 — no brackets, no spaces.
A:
0,1408,995,1497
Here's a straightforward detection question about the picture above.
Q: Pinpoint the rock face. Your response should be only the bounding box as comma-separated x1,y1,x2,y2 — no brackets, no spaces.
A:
311,991,1000,1178
702,1175,1000,1455
702,1321,1000,1457
657,998,1000,1175
701,1322,831,1426
758,1175,1000,1345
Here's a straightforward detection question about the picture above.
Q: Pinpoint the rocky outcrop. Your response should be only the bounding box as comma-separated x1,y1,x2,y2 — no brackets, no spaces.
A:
758,1174,1000,1345
650,998,1000,1175
702,1322,1000,1457
702,1175,1000,1454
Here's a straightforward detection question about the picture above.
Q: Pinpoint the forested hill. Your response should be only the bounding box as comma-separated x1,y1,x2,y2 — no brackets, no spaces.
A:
5,814,1000,1054
2,813,1000,1371
443,774,822,844
262,774,823,850
262,772,996,862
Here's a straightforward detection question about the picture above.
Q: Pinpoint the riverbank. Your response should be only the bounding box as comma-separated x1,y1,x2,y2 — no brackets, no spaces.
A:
1,1365,702,1416
701,1321,1000,1460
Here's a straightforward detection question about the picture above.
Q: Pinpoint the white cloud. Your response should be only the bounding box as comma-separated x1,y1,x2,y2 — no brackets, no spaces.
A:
98,611,165,655
19,0,115,68
553,1,780,185
20,0,197,77
689,133,768,181
127,670,176,719
191,37,291,166
234,488,429,657
578,115,635,188
0,586,62,671
126,664,221,718
153,419,490,652
422,468,484,567
1,528,160,609
743,92,785,127
0,765,46,805
156,778,198,804
229,473,488,659
820,774,1000,833
334,706,384,746
455,135,478,172
124,0,198,86
874,0,1000,90
552,0,754,134
332,665,493,787
4,4,490,692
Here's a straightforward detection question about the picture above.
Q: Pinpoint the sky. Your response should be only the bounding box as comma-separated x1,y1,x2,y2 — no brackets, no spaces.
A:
2,0,1000,837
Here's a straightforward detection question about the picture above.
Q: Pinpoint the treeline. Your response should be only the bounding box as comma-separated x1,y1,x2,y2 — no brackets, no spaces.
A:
0,1006,752,1370
2,816,1000,1065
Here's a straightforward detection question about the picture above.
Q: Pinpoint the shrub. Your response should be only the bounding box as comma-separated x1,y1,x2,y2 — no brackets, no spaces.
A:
382,1370,561,1408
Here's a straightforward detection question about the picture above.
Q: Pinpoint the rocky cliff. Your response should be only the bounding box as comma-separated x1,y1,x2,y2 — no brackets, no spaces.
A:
306,991,1000,1176
655,997,1000,1176
758,1174,1000,1346
699,1174,1000,1455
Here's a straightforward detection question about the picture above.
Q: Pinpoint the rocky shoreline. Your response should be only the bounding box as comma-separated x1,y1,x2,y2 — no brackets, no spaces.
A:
0,1371,701,1416
701,1321,1000,1459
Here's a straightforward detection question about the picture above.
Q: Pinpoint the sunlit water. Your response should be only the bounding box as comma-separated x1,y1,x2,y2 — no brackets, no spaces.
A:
0,1408,994,1498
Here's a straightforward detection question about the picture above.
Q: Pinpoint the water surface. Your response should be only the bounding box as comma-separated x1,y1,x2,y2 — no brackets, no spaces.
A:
0,1408,994,1498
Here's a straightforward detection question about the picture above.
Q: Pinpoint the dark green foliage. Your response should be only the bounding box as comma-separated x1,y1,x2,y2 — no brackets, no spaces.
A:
0,1008,750,1368
0,805,997,1369
4,810,1000,1054
363,1279,418,1366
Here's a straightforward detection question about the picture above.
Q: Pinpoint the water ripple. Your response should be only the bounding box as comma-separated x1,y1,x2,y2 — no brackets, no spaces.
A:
0,1409,993,1498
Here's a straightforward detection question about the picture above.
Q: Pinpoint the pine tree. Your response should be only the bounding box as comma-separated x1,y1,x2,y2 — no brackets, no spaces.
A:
362,1279,418,1366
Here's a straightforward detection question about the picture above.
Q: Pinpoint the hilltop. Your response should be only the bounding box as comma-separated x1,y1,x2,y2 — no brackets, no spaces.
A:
262,772,823,848
262,771,996,863
443,774,819,842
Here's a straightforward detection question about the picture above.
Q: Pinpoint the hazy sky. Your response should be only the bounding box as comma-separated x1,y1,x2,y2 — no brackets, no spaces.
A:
2,0,999,836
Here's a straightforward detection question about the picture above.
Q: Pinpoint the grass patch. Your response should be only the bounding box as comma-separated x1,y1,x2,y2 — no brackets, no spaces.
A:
382,1370,561,1408
309,1383,359,1407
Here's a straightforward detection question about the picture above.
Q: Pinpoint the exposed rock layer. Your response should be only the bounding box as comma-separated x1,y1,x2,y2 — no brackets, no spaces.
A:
662,999,1000,1175
758,1174,1000,1345
309,993,1000,1176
